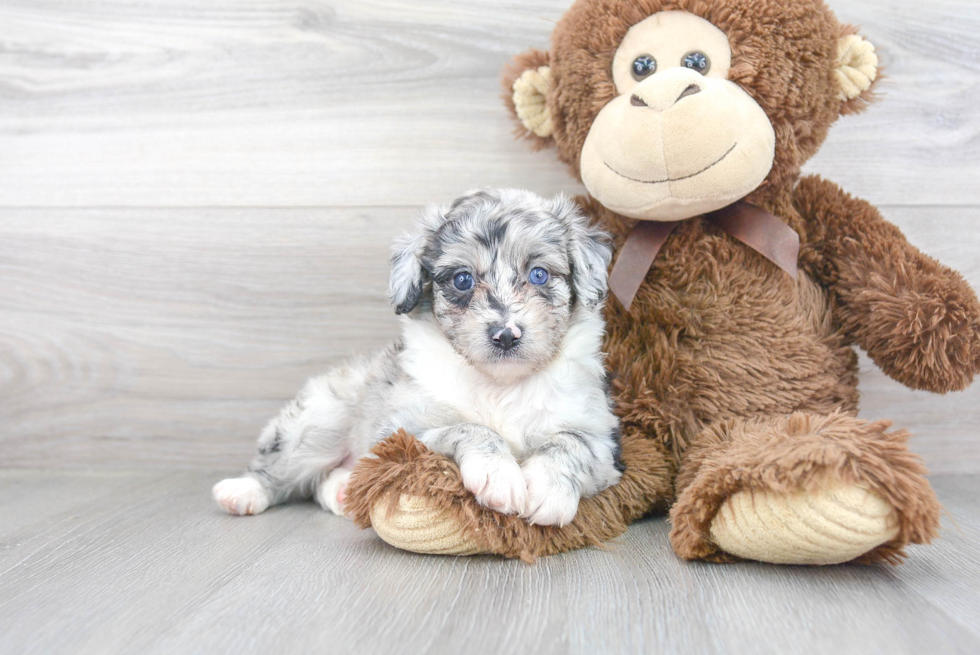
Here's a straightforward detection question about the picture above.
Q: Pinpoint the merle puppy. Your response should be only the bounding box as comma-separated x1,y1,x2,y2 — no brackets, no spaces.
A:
213,189,622,526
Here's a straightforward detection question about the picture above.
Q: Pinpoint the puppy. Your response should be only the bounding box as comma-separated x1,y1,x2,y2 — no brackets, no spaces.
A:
213,189,622,526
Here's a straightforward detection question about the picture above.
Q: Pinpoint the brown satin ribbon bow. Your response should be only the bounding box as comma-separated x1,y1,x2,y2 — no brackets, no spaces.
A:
608,201,800,310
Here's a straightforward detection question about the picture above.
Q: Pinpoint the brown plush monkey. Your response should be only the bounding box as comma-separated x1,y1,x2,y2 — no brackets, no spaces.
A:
345,0,980,565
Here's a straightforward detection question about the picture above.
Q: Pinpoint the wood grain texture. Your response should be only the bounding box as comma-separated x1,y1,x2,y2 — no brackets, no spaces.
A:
1,205,978,472
0,0,978,207
0,207,402,468
0,469,977,655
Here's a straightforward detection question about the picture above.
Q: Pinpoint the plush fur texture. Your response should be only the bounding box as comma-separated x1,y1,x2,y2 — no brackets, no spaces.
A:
346,0,980,564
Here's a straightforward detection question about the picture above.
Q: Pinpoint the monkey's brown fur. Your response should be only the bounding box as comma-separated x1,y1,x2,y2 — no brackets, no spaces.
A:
346,0,980,563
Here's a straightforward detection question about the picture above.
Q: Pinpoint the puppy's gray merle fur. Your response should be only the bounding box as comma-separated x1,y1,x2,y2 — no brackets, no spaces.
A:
213,189,622,526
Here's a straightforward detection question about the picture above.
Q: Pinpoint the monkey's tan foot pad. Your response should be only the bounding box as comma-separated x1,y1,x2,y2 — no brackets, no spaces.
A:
709,479,900,565
370,493,489,556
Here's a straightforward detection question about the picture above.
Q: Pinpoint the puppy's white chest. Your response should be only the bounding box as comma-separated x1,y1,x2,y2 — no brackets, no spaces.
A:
399,317,600,455
470,387,544,451
445,371,570,455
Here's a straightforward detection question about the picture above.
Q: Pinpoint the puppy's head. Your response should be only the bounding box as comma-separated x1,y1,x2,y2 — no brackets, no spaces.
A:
389,189,611,379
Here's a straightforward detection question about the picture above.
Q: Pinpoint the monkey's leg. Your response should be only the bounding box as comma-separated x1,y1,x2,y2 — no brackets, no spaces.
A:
344,425,674,560
668,411,941,565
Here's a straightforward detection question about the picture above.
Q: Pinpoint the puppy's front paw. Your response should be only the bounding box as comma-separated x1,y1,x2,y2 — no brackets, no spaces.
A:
213,477,270,515
459,455,528,515
522,460,580,527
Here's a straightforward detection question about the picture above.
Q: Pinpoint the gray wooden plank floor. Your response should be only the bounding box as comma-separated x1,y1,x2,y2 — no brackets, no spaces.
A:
1,469,978,655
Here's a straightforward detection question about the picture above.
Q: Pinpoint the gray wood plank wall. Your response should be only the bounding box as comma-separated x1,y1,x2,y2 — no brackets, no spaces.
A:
1,0,979,472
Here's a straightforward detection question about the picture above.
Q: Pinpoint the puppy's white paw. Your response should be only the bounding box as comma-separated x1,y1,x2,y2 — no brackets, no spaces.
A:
522,460,580,527
316,467,352,517
459,455,528,515
213,477,270,516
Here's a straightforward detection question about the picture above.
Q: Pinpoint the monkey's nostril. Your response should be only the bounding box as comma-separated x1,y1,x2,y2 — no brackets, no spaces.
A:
677,84,702,102
630,94,648,107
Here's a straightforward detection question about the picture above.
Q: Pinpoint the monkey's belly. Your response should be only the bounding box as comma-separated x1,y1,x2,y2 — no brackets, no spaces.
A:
604,256,859,453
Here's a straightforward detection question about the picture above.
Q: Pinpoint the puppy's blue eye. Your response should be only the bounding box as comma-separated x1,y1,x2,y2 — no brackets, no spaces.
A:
529,267,549,285
453,271,474,291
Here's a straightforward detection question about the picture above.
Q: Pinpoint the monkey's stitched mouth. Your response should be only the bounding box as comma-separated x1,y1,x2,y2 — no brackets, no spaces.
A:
603,142,738,184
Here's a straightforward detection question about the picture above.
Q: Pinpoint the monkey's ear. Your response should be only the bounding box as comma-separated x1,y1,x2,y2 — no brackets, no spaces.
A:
552,195,612,309
834,33,880,115
502,49,554,149
388,204,443,315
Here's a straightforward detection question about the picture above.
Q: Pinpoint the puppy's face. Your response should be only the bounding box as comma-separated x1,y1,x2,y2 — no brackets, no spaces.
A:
389,189,612,380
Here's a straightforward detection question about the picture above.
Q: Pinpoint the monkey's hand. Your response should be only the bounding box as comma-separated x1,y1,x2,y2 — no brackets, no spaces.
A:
796,175,980,393
850,266,980,392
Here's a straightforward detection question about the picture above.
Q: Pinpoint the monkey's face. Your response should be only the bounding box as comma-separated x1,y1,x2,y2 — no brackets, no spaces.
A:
579,11,775,221
505,0,881,223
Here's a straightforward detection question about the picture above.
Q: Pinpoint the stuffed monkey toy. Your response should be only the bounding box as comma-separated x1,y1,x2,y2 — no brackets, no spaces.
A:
345,0,980,565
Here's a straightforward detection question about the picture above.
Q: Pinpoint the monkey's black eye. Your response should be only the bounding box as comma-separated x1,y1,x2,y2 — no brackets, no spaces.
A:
682,51,710,75
453,271,474,291
631,55,657,80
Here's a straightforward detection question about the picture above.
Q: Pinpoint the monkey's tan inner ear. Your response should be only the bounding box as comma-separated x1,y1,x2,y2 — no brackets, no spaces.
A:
835,34,878,101
513,66,553,138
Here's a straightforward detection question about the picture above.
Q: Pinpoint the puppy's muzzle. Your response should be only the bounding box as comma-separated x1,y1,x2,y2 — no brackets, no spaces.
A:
489,324,521,351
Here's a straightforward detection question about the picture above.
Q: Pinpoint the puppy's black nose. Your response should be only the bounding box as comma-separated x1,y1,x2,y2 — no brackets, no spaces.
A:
489,325,520,351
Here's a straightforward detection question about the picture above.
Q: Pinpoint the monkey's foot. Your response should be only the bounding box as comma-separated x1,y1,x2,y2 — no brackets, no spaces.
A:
670,411,941,565
709,479,899,565
370,494,487,556
345,429,673,561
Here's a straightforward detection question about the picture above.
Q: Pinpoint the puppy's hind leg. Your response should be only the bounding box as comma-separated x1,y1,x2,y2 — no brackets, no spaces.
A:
214,374,356,516
213,410,298,516
315,465,353,517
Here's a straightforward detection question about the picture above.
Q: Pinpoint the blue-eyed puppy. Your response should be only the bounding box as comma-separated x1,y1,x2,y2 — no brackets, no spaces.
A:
213,189,622,526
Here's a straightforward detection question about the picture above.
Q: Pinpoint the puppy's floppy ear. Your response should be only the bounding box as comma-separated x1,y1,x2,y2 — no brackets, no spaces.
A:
388,204,444,315
552,195,612,308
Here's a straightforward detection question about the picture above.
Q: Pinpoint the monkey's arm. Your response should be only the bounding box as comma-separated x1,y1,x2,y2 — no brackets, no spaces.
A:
795,175,980,393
